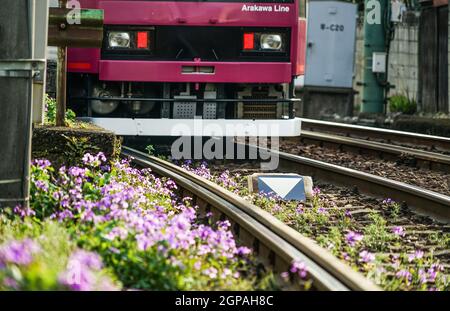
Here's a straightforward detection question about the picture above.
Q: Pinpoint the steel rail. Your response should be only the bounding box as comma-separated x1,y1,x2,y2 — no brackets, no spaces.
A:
250,145,450,222
301,118,450,153
122,146,381,291
297,130,450,173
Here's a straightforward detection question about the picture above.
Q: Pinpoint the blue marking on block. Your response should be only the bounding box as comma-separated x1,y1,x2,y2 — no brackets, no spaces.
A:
257,175,306,201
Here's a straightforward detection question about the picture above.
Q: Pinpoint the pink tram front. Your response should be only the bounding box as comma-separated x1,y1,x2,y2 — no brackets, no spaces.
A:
67,0,305,136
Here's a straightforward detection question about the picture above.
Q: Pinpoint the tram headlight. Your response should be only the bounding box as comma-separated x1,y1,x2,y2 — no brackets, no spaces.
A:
260,34,283,51
108,32,131,48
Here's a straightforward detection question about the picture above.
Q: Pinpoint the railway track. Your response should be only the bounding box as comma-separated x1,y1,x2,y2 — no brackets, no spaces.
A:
279,120,450,196
202,146,450,290
251,145,450,222
294,130,450,173
301,118,450,154
122,146,380,291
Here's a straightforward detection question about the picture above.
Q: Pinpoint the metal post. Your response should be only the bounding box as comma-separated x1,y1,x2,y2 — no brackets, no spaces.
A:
361,0,388,113
0,0,35,208
56,0,68,126
56,46,67,126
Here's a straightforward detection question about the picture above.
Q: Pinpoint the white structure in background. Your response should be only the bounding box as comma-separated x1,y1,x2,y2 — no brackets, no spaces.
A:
47,0,59,61
391,0,407,23
33,0,49,124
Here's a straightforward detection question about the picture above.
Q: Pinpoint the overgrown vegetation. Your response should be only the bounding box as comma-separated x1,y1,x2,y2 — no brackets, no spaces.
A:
389,94,417,115
44,95,77,126
61,135,101,167
181,162,450,291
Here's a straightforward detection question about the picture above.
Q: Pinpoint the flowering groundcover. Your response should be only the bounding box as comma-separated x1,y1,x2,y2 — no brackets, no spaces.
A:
1,153,279,291
181,161,449,291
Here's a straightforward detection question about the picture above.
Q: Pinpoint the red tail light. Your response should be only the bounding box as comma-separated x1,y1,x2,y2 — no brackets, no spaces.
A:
137,31,149,49
67,62,92,70
243,33,255,50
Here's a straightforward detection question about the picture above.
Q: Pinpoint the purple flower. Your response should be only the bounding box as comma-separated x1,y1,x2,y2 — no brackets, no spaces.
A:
418,269,428,284
220,268,232,279
52,191,61,200
272,204,282,213
289,260,308,279
58,250,117,291
217,170,237,188
70,250,103,270
34,180,49,192
55,210,74,222
345,231,364,246
217,220,231,230
415,250,424,259
392,226,406,237
105,227,128,241
396,269,412,283
426,264,443,283
236,246,251,256
203,267,218,279
100,165,111,172
82,152,106,167
68,167,87,178
182,162,212,180
194,261,202,270
382,198,394,205
317,207,327,214
13,205,36,218
312,187,321,196
342,252,351,261
108,247,120,255
0,239,40,266
60,198,70,208
33,159,52,169
3,277,19,289
165,179,178,190
408,250,424,262
359,250,375,263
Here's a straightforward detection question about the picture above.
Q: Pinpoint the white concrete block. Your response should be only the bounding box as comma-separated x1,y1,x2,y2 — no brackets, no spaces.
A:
248,173,314,201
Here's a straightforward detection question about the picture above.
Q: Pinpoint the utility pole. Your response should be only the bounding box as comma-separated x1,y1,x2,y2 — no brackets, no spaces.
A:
361,0,389,113
0,0,42,208
56,0,68,126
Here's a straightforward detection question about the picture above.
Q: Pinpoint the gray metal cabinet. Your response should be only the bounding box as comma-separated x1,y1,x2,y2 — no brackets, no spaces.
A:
304,1,357,89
